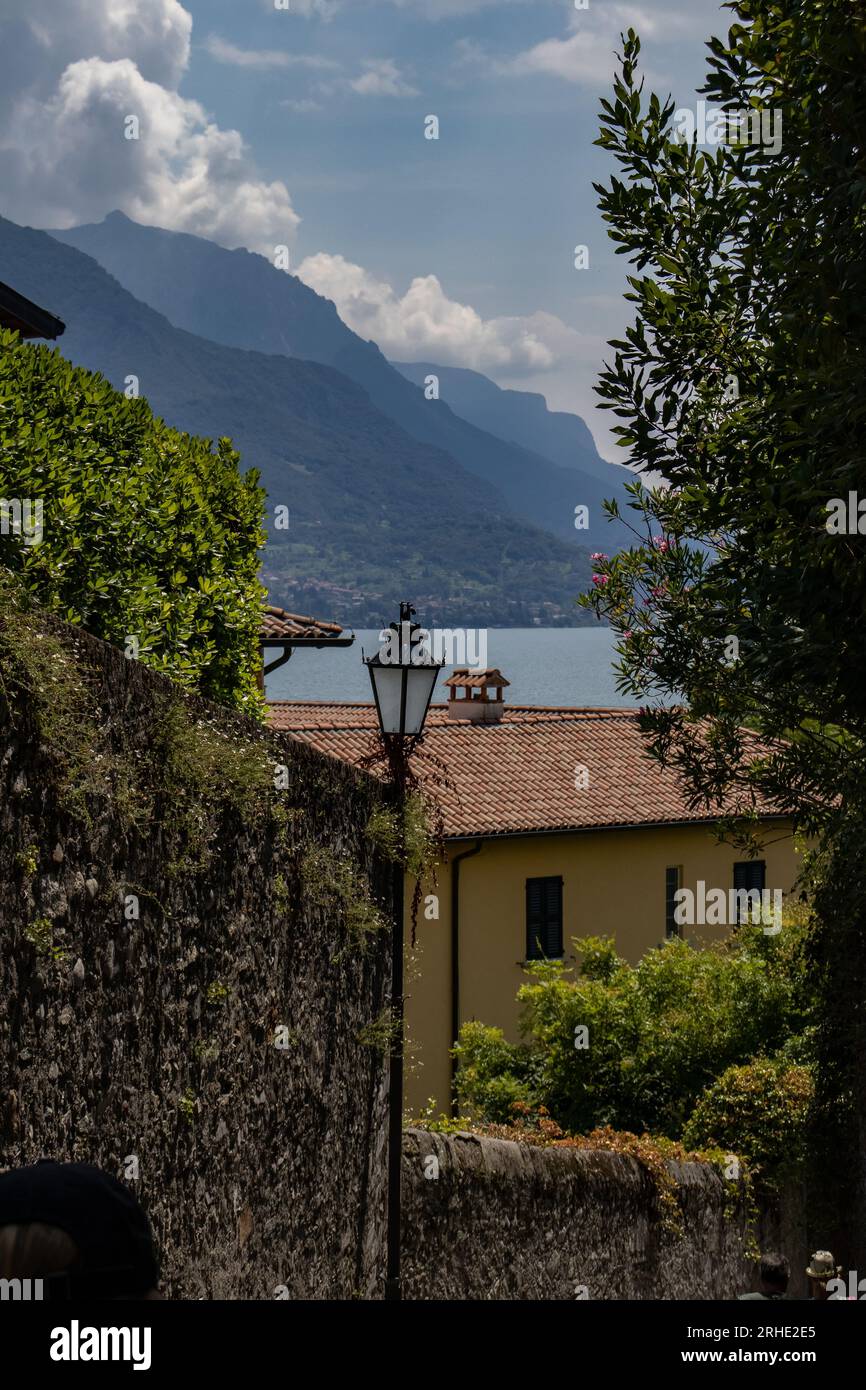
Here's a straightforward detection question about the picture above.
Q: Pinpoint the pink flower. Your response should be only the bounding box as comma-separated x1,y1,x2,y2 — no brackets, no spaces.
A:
591,552,609,562
592,573,610,587
623,629,634,640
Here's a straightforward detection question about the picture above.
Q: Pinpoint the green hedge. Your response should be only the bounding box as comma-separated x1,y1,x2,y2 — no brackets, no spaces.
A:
454,914,816,1170
682,1058,813,1181
0,331,265,711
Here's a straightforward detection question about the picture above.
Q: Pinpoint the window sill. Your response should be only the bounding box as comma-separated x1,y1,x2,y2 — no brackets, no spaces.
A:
517,954,574,966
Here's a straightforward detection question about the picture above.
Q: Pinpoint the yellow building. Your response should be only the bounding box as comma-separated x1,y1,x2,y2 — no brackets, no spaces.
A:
269,672,802,1114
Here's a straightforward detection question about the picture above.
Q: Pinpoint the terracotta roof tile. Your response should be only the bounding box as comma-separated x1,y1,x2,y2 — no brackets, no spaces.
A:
444,668,510,689
266,702,785,839
260,606,351,643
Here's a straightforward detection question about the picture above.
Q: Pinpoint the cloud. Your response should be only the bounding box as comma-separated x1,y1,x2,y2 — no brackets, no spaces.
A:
279,97,324,113
0,0,611,448
0,1,300,252
273,0,340,16
506,5,662,84
296,252,581,372
348,59,419,98
312,58,420,102
278,0,529,14
295,251,614,448
460,2,716,87
0,0,192,90
204,35,339,71
382,0,529,15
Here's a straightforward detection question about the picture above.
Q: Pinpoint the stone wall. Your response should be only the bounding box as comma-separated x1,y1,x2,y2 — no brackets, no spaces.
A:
0,600,814,1303
402,1129,809,1300
0,606,392,1298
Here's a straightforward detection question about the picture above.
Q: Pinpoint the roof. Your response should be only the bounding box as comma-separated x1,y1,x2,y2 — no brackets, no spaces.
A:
0,281,65,340
266,701,785,839
260,605,354,646
444,668,510,690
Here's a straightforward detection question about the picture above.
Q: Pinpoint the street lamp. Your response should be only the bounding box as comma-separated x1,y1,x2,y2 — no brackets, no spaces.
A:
365,602,441,742
364,602,443,1302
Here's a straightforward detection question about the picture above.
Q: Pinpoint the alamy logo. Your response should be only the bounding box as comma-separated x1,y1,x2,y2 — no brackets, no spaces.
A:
672,101,783,156
827,1271,866,1299
674,881,782,933
378,622,487,669
826,493,866,534
0,497,43,546
50,1320,152,1371
0,1276,44,1300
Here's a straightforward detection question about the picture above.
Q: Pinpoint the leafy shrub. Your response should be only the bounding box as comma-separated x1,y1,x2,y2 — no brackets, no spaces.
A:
452,1021,538,1124
682,1058,814,1181
411,1098,475,1134
0,332,265,711
455,914,816,1155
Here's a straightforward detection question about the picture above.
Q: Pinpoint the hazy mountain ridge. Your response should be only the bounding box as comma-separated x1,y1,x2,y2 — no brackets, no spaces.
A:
52,213,632,551
1,214,596,627
391,360,629,485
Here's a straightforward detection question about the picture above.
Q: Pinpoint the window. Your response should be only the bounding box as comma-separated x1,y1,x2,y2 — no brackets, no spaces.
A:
665,866,683,938
526,876,563,960
733,860,766,922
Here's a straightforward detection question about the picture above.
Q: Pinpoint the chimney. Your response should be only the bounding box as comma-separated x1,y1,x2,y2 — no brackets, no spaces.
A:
444,668,510,723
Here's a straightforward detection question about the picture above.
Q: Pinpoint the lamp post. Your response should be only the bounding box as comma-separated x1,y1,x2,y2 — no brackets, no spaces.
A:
364,602,442,1302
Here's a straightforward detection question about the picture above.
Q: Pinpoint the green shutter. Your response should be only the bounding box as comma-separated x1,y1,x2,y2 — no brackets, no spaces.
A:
526,877,563,959
733,860,767,923
665,866,682,938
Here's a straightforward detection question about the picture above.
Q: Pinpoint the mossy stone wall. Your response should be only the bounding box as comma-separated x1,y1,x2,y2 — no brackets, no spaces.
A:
0,607,391,1298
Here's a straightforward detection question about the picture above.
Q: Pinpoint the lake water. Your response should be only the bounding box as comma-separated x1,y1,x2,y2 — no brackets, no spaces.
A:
266,626,635,708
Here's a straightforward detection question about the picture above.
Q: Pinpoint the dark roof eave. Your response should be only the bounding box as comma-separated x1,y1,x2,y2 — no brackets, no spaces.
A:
0,281,65,340
260,636,356,649
443,813,793,843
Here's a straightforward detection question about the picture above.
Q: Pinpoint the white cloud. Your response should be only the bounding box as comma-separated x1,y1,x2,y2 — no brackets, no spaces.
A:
383,0,529,14
348,59,419,98
0,0,618,456
281,0,530,14
296,252,581,372
275,0,340,16
204,34,339,71
506,6,662,84
279,97,324,113
0,0,192,90
296,248,621,455
273,0,536,12
460,2,717,87
0,2,300,252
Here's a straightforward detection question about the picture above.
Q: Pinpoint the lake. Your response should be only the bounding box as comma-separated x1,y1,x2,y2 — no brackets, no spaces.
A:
265,626,637,708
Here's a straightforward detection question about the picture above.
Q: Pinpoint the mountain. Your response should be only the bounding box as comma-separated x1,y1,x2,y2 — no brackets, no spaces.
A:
51,212,631,551
391,361,628,487
0,213,595,627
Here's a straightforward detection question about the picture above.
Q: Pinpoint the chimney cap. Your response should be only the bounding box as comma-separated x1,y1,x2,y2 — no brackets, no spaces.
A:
444,668,510,690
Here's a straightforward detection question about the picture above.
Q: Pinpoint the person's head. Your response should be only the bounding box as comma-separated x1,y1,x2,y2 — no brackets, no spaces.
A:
806,1250,840,1300
757,1251,789,1295
0,1160,161,1299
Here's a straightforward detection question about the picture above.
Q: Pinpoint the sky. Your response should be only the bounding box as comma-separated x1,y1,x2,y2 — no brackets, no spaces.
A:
0,0,732,457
